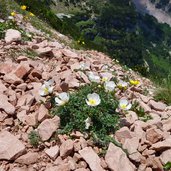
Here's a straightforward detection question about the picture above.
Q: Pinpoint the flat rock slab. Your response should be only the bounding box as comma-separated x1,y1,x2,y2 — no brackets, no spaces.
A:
105,143,136,171
60,139,74,159
0,131,26,160
160,149,171,164
79,147,105,171
15,152,39,165
45,145,59,160
36,47,54,57
62,49,78,58
0,94,15,115
149,100,166,111
37,116,60,141
150,138,171,151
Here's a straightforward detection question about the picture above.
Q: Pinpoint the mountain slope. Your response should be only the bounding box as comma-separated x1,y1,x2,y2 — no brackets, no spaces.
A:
54,0,171,78
12,0,171,79
1,1,171,171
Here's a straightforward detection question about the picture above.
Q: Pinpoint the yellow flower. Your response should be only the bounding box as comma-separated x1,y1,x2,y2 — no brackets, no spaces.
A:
130,80,140,86
104,81,116,92
11,11,16,16
21,5,27,10
82,41,85,45
29,12,35,17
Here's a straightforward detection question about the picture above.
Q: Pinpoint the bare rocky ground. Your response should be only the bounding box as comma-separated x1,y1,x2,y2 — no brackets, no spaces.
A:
0,15,171,171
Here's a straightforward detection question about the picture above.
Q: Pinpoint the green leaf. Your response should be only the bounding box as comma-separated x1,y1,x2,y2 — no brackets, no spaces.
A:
164,162,171,170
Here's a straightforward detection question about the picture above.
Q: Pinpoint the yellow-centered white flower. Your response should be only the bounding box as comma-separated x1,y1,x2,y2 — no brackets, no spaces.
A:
104,81,116,92
55,92,69,106
86,93,101,106
39,80,54,97
117,80,128,89
119,99,132,110
85,117,92,129
88,72,101,83
101,72,112,82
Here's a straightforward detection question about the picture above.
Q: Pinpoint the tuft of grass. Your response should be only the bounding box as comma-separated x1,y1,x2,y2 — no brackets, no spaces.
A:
132,101,152,122
154,75,171,105
28,130,41,147
51,83,120,147
20,48,38,59
0,22,6,39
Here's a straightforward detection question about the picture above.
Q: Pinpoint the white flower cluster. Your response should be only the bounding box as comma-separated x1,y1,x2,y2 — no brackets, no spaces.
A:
39,62,141,129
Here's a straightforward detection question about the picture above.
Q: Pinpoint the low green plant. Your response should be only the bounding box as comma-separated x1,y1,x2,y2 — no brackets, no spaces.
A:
51,83,120,147
154,75,171,105
131,101,152,122
0,19,32,41
0,0,11,19
28,130,41,147
164,161,171,170
0,20,18,39
21,48,38,59
0,22,6,39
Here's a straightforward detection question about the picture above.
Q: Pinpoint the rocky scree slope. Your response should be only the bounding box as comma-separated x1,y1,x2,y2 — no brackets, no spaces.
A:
133,0,171,26
0,14,171,171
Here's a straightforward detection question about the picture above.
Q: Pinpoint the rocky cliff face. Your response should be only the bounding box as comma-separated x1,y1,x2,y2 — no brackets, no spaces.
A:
132,0,171,26
150,0,171,12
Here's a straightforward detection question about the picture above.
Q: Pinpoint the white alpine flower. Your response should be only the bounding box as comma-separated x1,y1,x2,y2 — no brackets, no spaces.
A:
55,92,70,106
88,72,101,83
119,99,132,110
104,81,116,92
101,72,112,82
86,93,101,106
39,80,54,96
117,80,128,89
85,117,92,129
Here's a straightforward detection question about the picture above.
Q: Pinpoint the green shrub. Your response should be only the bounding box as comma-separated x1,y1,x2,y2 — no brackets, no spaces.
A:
0,0,8,19
0,22,6,39
51,83,120,146
28,130,41,147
